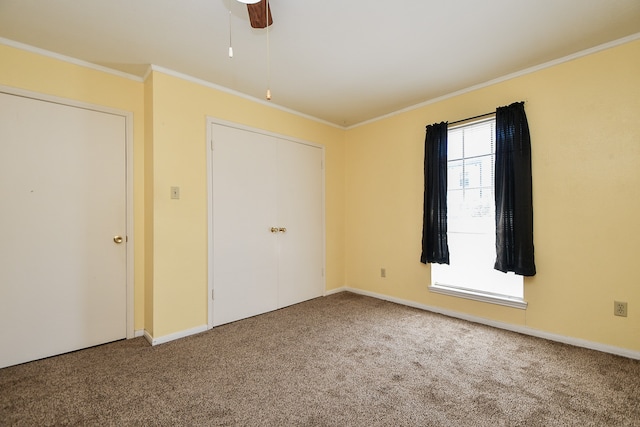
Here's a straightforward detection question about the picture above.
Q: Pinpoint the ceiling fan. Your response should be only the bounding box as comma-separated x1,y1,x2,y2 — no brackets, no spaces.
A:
237,0,273,29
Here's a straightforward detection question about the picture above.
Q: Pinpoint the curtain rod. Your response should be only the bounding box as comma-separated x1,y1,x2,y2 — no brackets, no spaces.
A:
448,101,526,126
448,111,495,126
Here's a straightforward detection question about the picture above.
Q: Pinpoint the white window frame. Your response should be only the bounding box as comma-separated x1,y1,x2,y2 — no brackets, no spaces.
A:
428,117,527,310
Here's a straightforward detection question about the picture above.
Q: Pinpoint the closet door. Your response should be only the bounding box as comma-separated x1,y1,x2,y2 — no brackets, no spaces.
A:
210,123,324,326
277,141,324,307
211,125,279,326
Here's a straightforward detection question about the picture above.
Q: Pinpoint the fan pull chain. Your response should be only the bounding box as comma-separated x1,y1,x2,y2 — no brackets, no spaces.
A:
228,10,233,58
266,0,271,100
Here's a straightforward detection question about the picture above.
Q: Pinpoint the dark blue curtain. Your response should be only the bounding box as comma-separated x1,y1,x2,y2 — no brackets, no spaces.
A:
420,122,449,265
494,102,536,276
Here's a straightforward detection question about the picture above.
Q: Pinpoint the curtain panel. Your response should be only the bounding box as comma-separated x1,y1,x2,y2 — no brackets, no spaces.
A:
494,102,536,276
420,122,449,265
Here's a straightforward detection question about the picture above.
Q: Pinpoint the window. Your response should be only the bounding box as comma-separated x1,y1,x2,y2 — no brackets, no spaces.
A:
430,118,525,308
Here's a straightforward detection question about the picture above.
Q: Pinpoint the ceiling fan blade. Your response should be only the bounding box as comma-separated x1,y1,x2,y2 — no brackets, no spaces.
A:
247,0,273,29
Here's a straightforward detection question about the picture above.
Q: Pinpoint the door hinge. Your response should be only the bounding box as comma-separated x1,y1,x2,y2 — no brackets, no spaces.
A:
211,289,215,300
321,267,325,277
210,138,215,151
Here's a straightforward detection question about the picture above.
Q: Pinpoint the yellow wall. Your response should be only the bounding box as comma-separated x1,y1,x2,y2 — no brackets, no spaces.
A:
143,73,155,336
345,40,640,351
0,44,147,331
147,71,346,337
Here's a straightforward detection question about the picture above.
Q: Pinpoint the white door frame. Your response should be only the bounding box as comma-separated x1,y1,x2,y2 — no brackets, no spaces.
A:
206,117,326,329
0,85,135,339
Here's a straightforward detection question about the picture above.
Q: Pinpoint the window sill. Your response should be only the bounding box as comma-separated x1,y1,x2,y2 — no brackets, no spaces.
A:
429,283,528,310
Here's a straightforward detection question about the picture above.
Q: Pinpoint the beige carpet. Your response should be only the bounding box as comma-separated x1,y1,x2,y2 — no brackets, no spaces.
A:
1,292,639,426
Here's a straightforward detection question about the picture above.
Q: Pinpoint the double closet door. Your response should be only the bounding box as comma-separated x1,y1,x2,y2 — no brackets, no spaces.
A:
211,123,324,326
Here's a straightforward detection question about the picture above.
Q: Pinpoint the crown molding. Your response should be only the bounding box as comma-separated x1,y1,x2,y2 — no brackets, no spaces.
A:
1,37,344,129
147,64,345,130
348,32,640,129
0,37,144,82
4,32,639,131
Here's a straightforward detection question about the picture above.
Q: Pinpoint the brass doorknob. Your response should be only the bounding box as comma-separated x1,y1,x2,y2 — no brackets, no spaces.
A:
270,227,279,233
113,236,124,244
278,227,287,233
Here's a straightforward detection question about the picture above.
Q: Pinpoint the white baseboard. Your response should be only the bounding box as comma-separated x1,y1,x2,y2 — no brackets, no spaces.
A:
143,330,153,345
324,286,347,296
134,329,145,338
341,287,640,361
142,324,208,346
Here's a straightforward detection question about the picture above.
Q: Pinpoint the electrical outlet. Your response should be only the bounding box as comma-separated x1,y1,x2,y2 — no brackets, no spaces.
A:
381,268,386,278
614,301,627,317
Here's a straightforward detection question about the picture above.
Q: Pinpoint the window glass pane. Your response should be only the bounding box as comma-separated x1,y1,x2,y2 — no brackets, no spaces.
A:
447,233,495,276
479,155,494,190
432,232,523,299
449,188,493,234
464,159,480,188
463,156,493,191
446,189,464,232
448,129,463,160
463,122,494,158
447,160,464,191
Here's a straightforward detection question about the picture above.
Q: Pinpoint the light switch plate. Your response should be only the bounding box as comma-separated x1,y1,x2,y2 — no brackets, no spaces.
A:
170,186,180,199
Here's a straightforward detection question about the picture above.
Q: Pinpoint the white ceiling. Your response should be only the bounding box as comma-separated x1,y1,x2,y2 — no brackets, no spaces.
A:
1,0,639,127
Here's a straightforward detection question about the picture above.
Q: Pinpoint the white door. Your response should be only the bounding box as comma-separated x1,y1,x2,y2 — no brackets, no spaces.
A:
276,140,324,308
0,92,127,369
210,123,324,326
211,125,279,325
